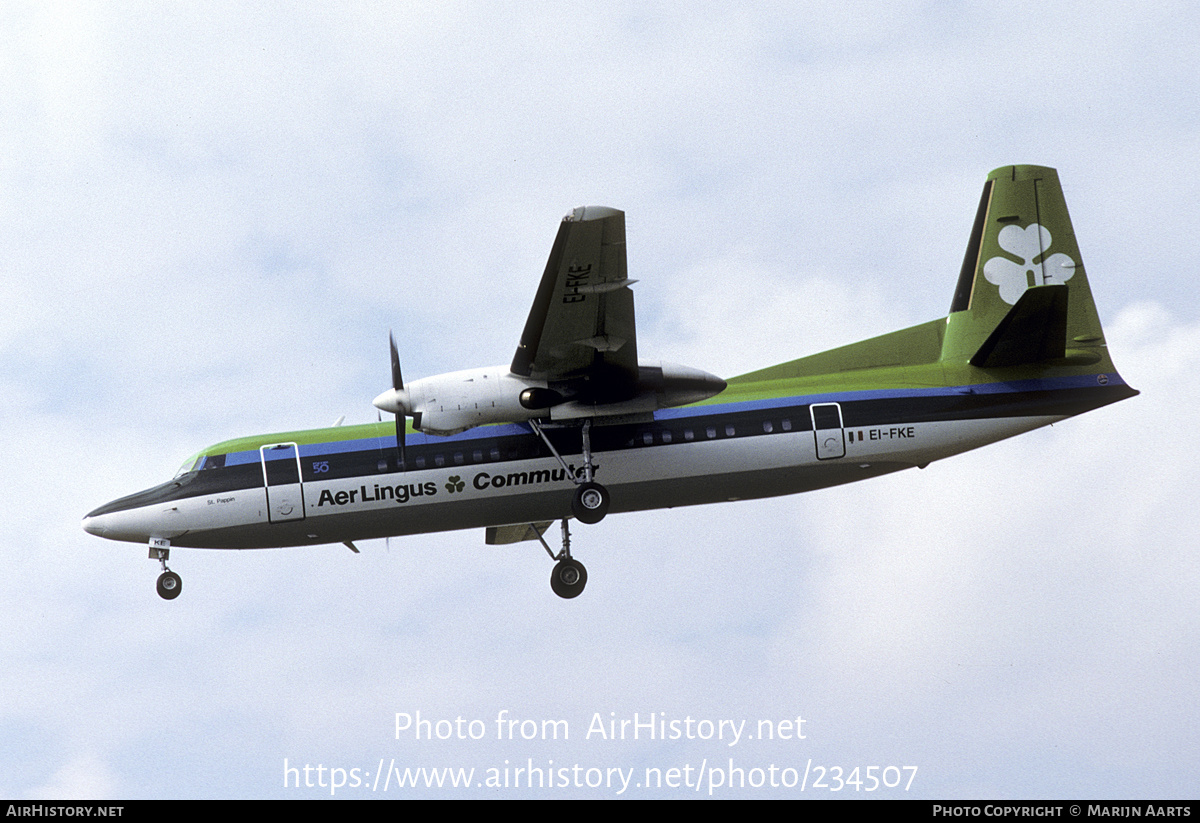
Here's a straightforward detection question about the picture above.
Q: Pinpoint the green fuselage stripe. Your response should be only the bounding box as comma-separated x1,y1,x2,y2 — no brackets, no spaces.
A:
87,377,1133,518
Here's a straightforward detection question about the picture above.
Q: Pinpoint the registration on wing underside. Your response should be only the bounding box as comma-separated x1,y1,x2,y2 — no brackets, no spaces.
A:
511,206,637,384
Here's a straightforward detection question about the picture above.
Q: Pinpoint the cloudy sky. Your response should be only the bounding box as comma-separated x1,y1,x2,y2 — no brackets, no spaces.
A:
2,1,1197,799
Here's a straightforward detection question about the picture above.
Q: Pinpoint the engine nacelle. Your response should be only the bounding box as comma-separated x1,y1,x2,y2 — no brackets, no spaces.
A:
374,361,725,436
549,361,727,421
387,367,549,435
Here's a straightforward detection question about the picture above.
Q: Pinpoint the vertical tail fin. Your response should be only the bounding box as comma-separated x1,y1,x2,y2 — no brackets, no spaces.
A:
941,165,1110,369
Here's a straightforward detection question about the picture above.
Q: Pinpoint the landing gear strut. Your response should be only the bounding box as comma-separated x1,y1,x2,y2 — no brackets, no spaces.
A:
533,520,588,599
151,542,182,600
526,419,610,598
531,418,611,524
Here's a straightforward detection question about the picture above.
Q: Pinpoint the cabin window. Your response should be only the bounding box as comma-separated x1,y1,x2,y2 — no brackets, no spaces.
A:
434,454,445,467
762,421,774,434
684,429,694,441
706,426,717,439
642,432,654,445
725,424,736,437
781,419,793,431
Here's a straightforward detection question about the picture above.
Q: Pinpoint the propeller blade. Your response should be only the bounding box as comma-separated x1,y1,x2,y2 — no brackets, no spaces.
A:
389,331,403,391
388,330,407,471
395,413,406,471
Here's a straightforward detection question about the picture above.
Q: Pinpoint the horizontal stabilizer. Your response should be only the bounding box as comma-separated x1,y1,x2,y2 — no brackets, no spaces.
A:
970,284,1068,368
486,522,553,545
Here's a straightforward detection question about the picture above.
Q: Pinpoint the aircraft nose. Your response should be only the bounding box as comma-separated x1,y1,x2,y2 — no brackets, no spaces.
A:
82,482,189,544
82,515,106,537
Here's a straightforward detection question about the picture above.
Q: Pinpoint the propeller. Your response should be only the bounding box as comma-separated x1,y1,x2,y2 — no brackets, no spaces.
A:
384,332,408,470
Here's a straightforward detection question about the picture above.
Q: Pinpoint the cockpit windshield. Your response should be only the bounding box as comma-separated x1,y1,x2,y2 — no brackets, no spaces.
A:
174,453,203,478
173,451,228,478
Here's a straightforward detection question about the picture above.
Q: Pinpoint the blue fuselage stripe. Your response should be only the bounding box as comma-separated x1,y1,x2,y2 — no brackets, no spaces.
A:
225,374,1129,466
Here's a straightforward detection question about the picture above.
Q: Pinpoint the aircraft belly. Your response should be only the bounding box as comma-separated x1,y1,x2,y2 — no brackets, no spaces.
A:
172,414,1062,549
840,414,1064,464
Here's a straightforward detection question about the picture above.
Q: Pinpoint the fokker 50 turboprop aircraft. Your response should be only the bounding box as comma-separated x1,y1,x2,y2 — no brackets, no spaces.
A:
84,166,1137,600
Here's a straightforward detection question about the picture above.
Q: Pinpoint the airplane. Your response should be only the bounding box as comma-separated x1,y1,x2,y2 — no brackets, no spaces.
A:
83,165,1137,600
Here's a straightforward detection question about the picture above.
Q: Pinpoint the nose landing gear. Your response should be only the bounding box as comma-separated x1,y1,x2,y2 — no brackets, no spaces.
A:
156,570,182,600
150,541,182,600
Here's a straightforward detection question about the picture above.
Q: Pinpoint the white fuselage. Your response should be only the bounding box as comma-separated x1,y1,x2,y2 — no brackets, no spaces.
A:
82,407,1061,551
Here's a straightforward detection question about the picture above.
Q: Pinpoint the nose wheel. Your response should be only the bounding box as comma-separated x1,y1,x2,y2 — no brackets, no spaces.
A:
156,570,182,600
150,543,182,600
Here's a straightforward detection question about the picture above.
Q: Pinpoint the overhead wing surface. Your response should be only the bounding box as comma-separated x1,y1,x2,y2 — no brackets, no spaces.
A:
510,207,638,400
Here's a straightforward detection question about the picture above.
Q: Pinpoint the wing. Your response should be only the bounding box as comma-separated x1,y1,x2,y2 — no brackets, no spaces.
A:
485,522,554,545
510,206,638,400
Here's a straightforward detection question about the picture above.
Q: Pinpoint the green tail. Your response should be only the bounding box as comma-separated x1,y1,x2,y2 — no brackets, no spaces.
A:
729,165,1126,389
941,164,1109,370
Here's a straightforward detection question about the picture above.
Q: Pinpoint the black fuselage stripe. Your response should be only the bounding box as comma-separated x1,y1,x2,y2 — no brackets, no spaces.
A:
89,383,1132,516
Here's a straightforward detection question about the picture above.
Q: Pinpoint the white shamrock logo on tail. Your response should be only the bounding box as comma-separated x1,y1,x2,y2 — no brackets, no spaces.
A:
983,224,1075,304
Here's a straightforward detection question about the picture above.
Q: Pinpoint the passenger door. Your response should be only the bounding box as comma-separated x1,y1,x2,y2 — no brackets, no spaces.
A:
260,443,306,523
810,403,846,460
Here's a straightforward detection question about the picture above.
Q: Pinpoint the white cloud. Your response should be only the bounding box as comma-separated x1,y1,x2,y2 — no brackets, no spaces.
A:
26,755,119,800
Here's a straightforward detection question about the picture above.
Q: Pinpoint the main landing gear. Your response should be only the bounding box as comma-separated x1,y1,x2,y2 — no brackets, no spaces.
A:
533,520,588,599
571,482,609,524
525,418,612,599
151,541,182,600
530,418,612,526
552,557,588,599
